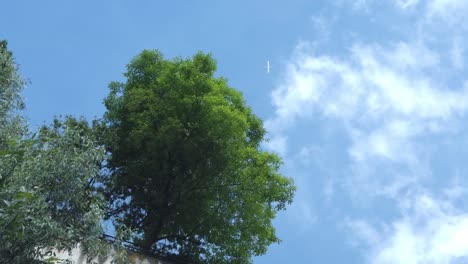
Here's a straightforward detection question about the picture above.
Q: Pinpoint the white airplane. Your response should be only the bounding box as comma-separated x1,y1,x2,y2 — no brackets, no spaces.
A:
266,60,271,73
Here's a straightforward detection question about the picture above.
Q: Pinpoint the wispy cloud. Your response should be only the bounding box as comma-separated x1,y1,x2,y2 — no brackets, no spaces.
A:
267,40,468,196
266,0,468,259
351,192,468,264
394,0,420,9
426,0,468,20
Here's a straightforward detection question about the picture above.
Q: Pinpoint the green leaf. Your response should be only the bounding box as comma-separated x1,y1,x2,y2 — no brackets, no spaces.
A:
15,191,34,200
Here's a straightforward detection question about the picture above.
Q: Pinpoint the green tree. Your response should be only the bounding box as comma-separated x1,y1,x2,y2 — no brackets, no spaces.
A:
0,40,107,263
0,40,25,148
0,118,107,263
103,50,295,263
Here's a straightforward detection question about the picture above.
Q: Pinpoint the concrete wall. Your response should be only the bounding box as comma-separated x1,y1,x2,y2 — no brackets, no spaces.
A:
53,244,173,264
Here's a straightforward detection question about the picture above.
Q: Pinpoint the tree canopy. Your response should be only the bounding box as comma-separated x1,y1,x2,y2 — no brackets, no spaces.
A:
103,50,295,263
0,41,107,263
0,40,25,147
0,41,295,263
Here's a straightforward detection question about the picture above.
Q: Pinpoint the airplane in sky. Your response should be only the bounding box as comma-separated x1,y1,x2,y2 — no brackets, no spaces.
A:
266,60,271,73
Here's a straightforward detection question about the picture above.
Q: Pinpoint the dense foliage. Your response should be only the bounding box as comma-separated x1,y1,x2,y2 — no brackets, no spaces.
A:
102,50,295,263
0,40,25,147
0,40,295,263
0,41,106,263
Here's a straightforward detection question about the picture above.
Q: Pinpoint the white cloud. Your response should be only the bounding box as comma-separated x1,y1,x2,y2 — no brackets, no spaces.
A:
348,120,418,163
268,1,468,261
268,41,468,194
395,0,420,9
427,0,468,18
350,193,468,264
270,41,466,126
347,219,381,246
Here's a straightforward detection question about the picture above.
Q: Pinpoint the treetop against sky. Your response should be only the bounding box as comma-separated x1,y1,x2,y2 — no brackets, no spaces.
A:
4,1,468,263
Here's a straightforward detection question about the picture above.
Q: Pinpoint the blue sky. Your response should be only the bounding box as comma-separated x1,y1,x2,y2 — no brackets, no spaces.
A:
4,1,468,263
